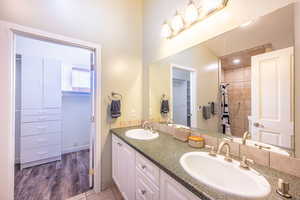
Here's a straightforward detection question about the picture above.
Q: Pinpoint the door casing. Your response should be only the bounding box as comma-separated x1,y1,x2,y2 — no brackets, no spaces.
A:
0,20,102,200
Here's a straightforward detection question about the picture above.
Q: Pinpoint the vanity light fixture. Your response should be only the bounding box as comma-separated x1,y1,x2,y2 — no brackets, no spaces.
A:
171,11,185,34
184,1,199,26
161,21,172,38
162,0,229,39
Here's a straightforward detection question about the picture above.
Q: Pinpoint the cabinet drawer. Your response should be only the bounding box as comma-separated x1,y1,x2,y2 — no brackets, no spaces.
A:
21,133,61,150
21,109,61,115
136,152,160,186
21,145,61,163
136,169,159,200
21,121,61,136
21,113,61,123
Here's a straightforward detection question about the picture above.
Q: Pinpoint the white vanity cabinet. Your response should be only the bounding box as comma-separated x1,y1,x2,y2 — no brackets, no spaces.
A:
112,135,202,200
112,135,136,200
160,171,199,200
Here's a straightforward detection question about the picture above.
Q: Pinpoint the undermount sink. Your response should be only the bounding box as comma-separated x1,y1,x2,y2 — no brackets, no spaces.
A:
125,129,159,140
180,152,271,199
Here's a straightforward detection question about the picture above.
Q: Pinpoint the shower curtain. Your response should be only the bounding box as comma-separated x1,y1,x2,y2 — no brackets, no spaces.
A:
220,83,231,135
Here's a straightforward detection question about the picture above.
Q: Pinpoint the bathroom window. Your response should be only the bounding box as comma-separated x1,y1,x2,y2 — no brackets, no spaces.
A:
62,64,91,93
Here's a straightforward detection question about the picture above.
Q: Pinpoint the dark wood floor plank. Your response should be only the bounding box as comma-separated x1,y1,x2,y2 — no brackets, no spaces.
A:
15,150,90,200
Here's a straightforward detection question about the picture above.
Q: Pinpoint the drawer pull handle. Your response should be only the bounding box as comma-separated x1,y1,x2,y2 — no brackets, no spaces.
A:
117,143,122,146
141,165,147,170
37,151,49,155
37,139,47,142
140,190,146,195
37,126,48,129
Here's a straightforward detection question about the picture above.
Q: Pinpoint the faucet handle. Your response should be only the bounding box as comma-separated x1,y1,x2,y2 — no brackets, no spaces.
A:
206,145,217,157
240,156,254,170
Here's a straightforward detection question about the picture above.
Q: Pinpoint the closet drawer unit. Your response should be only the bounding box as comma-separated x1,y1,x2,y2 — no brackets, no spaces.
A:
20,145,61,163
21,133,61,150
21,121,61,136
136,169,159,200
21,109,61,116
21,113,61,123
136,152,160,186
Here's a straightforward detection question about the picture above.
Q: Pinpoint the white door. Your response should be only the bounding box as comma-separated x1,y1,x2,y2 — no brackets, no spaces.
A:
251,47,294,148
43,58,62,109
21,56,43,110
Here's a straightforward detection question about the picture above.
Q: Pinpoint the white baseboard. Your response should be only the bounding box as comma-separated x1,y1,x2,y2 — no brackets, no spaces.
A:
62,144,89,154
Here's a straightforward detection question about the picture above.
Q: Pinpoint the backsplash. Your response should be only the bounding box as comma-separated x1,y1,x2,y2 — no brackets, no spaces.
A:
150,122,300,178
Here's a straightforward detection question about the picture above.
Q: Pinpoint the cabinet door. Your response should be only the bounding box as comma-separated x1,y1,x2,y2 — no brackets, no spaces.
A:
21,56,43,109
136,169,159,200
43,59,62,109
160,171,200,200
119,142,136,200
112,136,121,189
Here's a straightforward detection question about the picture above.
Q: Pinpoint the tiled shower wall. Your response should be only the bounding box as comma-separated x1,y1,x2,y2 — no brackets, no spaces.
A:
223,66,251,137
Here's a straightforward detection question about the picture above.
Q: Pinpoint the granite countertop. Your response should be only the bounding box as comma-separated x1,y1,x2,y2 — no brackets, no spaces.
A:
111,126,300,200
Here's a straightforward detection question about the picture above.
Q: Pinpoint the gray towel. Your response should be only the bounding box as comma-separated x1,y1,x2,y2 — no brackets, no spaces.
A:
111,100,121,118
160,100,169,114
202,106,211,120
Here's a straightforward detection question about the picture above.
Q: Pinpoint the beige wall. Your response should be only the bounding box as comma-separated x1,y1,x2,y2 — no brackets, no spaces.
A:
0,0,143,194
149,45,219,131
143,0,299,156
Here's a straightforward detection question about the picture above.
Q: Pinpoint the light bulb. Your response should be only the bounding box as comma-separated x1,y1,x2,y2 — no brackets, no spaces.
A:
233,59,241,64
171,12,184,34
184,2,199,25
203,0,224,13
161,22,172,38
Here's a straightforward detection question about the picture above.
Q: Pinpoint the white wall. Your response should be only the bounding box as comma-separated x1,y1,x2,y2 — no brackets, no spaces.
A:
62,94,91,154
149,44,219,131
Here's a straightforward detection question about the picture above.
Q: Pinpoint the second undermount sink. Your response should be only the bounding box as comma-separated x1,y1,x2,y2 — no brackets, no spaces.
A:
180,152,271,199
125,129,159,140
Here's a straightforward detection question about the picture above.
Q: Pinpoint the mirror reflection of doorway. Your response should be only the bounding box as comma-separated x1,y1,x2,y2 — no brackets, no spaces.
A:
171,66,196,127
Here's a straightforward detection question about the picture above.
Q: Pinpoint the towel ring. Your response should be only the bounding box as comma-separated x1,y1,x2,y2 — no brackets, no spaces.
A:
108,92,122,101
161,94,168,102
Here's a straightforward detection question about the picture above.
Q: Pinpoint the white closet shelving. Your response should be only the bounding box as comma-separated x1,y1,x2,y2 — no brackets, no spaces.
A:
20,55,62,169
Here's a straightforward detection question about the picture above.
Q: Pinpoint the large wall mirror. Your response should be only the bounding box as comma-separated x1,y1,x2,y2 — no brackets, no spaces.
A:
148,4,295,155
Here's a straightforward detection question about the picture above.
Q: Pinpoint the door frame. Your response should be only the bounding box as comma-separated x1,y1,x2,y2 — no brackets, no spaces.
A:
0,20,102,200
170,64,197,127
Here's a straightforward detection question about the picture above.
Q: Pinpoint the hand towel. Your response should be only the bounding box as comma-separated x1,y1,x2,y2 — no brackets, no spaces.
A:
111,100,121,118
160,100,169,114
202,106,211,120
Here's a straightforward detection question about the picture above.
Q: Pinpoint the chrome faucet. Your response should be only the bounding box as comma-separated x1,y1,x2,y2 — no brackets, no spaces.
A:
242,131,251,145
217,141,232,162
142,121,153,132
239,156,254,170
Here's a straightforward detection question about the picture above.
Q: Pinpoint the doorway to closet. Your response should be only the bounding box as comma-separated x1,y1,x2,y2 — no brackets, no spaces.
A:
14,34,95,200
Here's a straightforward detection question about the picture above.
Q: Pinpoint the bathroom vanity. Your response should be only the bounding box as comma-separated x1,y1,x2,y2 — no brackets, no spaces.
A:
111,127,300,200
